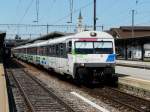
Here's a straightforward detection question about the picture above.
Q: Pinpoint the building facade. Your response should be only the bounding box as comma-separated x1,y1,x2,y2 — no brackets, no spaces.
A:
108,26,150,61
0,32,6,62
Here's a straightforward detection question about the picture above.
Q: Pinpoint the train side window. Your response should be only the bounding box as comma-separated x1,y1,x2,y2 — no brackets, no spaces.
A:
60,43,63,57
50,45,52,56
63,43,67,58
46,46,49,56
55,44,58,56
44,46,47,56
67,41,72,54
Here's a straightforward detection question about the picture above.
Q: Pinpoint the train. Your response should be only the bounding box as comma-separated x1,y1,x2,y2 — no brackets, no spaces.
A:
12,31,118,85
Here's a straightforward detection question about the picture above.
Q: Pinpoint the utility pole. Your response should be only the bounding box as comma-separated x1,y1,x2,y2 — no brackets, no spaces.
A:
102,25,104,31
94,0,96,31
47,24,49,34
132,9,135,38
67,0,73,23
36,0,39,23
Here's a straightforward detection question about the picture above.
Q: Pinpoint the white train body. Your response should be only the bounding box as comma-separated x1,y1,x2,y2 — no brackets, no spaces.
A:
12,31,117,84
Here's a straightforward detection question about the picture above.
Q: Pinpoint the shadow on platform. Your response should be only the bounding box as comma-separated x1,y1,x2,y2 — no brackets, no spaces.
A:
3,58,25,69
116,73,129,77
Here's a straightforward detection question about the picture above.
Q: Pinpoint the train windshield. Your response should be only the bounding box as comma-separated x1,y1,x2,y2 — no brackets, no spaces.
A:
75,41,113,54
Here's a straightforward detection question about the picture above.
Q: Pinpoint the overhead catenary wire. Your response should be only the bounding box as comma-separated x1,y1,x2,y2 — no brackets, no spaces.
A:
16,0,34,35
102,0,140,30
48,0,57,14
51,0,93,25
18,0,34,24
43,0,57,23
16,0,22,15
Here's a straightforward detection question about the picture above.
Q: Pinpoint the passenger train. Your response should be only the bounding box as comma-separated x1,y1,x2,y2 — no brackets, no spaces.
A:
12,31,118,85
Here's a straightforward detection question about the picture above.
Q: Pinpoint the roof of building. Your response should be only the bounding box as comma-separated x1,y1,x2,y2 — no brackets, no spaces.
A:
108,26,150,39
120,26,150,31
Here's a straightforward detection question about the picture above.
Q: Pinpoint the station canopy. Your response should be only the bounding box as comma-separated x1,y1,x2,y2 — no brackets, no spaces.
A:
0,32,6,47
108,26,150,39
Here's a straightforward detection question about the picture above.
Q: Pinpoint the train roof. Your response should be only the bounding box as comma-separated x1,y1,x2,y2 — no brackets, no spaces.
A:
15,31,71,46
46,31,114,44
74,31,113,38
13,31,114,49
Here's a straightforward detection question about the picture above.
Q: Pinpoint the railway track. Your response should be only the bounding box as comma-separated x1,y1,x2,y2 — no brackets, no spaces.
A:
8,68,76,112
7,59,150,112
90,87,150,112
6,69,30,112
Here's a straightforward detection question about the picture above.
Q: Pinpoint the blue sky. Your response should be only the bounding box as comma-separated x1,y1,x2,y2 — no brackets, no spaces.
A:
0,0,150,39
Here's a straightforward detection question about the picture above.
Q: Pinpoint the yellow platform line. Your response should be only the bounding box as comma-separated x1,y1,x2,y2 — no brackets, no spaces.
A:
0,64,9,112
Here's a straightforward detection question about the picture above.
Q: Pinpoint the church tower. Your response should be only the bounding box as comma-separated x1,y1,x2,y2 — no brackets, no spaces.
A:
77,11,84,32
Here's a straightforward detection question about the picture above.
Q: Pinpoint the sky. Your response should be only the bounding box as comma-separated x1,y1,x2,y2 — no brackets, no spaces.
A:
0,0,150,39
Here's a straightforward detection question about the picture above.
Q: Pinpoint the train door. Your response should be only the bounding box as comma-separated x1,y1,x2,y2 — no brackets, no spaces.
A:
66,40,74,76
58,43,66,73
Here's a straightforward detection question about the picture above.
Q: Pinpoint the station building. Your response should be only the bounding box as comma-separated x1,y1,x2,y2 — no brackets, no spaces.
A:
108,26,150,61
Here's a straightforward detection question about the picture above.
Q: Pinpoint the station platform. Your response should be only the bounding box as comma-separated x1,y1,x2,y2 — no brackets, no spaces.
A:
116,60,150,93
0,63,9,112
118,75,150,91
116,60,150,69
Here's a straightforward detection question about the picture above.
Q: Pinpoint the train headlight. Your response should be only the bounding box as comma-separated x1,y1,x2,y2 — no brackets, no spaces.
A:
80,63,85,67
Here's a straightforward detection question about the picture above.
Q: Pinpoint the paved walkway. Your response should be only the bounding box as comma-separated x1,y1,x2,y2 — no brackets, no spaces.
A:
0,63,9,112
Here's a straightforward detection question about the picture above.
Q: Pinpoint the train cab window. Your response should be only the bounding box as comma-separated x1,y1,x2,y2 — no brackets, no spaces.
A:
75,41,93,54
94,41,113,54
75,41,113,54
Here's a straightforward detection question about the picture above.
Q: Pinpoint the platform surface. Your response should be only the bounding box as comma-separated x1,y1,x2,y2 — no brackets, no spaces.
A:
116,60,150,91
0,63,9,112
116,66,150,80
118,76,150,91
116,60,150,80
